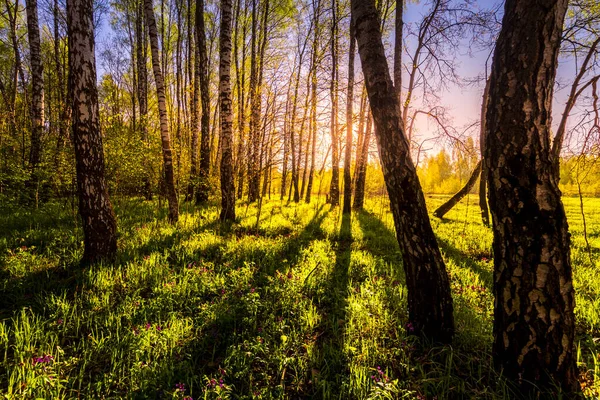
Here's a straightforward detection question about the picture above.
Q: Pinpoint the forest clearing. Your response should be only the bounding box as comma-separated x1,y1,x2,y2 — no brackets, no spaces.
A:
1,196,599,398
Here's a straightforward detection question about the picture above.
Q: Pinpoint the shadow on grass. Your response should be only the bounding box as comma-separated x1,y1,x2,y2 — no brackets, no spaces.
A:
152,205,333,398
434,236,493,286
355,210,403,273
308,211,353,396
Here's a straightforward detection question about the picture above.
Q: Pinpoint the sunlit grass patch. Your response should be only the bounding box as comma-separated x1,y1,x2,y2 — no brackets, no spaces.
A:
0,195,598,398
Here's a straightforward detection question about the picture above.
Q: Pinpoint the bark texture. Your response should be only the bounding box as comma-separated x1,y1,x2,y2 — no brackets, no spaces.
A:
352,0,454,342
145,0,179,223
67,0,117,263
484,0,578,393
219,0,236,222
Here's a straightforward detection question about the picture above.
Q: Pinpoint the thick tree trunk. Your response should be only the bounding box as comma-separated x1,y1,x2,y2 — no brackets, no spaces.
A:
484,0,578,394
67,0,117,263
433,160,481,218
352,0,454,342
136,0,152,200
329,0,340,206
343,20,355,214
145,0,179,222
196,0,211,203
219,0,236,222
25,0,45,201
353,112,371,210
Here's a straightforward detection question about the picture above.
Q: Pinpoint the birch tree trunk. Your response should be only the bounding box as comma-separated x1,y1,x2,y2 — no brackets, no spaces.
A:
484,0,578,393
342,20,355,214
145,0,179,223
136,0,152,200
67,0,117,262
25,0,44,201
219,0,236,222
353,112,371,211
304,0,320,204
328,0,340,206
196,0,211,203
352,0,454,342
188,18,200,201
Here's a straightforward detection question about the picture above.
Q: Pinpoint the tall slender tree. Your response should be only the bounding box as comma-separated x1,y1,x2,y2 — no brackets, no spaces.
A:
219,0,236,222
484,0,578,393
136,0,151,200
351,0,454,342
144,0,179,223
196,0,211,203
342,18,355,214
304,0,321,204
67,0,117,262
25,0,44,201
328,0,340,206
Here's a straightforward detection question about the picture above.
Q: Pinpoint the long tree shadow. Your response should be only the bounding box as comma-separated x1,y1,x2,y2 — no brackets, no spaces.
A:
307,211,353,397
355,210,403,275
149,205,334,398
434,236,493,286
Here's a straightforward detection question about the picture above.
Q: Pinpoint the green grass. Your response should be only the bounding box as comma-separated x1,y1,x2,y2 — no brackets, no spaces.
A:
0,194,598,399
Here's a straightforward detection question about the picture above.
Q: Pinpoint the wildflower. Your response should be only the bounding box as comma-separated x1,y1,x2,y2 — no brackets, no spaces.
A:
57,319,63,325
183,397,193,400
250,287,255,293
156,325,162,331
406,322,414,333
32,354,54,365
175,382,186,392
145,322,151,330
221,289,226,294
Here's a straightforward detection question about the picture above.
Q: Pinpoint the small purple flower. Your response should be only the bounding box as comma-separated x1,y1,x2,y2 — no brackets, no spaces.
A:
175,382,186,392
406,322,414,333
156,325,162,331
145,322,151,330
57,319,63,325
250,288,255,293
32,354,54,365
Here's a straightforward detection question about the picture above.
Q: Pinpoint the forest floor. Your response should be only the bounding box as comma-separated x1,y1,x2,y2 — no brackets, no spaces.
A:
0,195,598,399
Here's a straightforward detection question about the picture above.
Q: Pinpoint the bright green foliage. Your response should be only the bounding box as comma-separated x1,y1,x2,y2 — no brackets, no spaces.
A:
0,196,598,398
